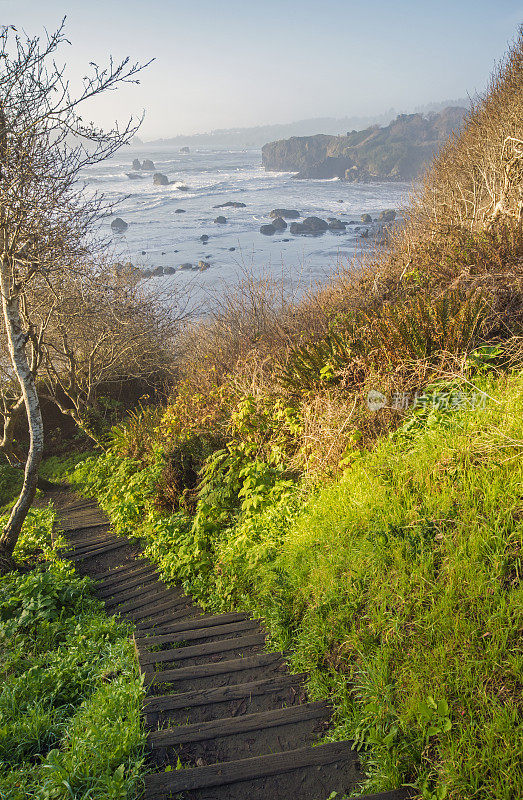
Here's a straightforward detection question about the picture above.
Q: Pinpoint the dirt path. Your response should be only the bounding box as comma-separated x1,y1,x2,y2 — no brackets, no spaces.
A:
51,488,412,800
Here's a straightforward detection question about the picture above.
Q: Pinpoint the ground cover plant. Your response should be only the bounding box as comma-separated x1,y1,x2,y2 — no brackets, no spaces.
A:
53,28,523,800
0,498,145,799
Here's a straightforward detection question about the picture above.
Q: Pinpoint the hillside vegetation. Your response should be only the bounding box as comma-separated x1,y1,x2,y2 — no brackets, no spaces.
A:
50,28,523,800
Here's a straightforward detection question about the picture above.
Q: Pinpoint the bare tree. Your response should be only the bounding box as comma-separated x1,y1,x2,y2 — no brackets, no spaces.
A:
0,21,150,570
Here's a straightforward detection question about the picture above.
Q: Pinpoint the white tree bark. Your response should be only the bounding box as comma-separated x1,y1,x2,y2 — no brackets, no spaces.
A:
0,263,43,561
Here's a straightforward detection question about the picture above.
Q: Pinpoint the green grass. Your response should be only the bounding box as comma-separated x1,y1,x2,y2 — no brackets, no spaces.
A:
0,475,146,799
68,372,523,800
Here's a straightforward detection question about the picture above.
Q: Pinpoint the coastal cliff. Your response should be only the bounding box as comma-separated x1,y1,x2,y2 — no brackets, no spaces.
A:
262,106,466,181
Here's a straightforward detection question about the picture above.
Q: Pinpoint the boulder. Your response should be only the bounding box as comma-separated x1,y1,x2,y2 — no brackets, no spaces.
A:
179,262,193,270
180,146,190,154
140,269,152,278
327,219,347,231
229,247,236,251
260,224,276,235
151,266,164,276
198,260,211,271
213,201,246,208
282,238,291,242
271,216,287,231
142,159,155,171
361,214,372,224
141,250,146,255
379,209,396,222
214,216,227,224
175,209,186,213
132,158,141,170
200,234,210,242
303,216,329,233
153,172,170,185
164,266,176,275
111,217,128,233
269,209,300,219
289,217,328,235
177,185,189,192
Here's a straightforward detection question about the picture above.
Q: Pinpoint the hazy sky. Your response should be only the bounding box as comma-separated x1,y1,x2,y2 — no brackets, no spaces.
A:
2,1,522,139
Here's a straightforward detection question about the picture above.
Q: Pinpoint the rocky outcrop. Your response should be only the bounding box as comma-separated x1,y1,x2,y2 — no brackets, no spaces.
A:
361,214,372,224
269,209,300,219
379,209,396,222
294,155,356,180
271,217,287,231
260,224,276,235
290,217,329,235
262,107,466,182
132,158,141,170
142,159,155,171
153,172,170,185
327,218,347,231
111,217,128,233
213,201,247,208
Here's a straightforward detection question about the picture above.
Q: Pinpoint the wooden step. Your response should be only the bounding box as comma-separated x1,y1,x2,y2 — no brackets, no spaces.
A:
143,652,286,692
66,536,122,556
97,571,159,599
143,740,359,796
122,595,195,623
138,632,267,668
135,610,249,638
137,619,260,648
134,604,204,628
144,673,308,714
149,700,330,748
68,539,130,561
96,562,153,585
104,585,185,614
60,521,110,533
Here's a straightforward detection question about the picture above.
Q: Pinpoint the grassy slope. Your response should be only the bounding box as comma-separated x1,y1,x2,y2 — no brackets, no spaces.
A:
65,371,523,800
0,487,145,799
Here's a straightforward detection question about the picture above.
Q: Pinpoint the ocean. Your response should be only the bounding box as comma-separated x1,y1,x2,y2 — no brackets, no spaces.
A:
82,146,411,308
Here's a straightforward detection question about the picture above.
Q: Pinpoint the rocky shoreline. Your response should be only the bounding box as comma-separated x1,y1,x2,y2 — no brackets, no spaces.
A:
111,191,399,280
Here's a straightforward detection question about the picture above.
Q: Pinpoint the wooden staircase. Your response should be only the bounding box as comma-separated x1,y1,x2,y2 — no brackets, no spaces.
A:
53,489,413,800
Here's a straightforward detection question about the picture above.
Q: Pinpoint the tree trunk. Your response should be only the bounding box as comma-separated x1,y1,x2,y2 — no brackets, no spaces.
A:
0,270,44,567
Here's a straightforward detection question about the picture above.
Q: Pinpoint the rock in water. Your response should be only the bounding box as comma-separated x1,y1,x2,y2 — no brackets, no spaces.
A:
151,266,164,276
200,234,210,242
379,209,396,222
213,201,247,208
327,219,347,231
177,185,189,192
361,214,372,224
289,217,329,235
142,159,155,171
164,266,176,274
260,224,276,235
111,217,128,233
179,262,193,270
180,146,190,154
153,172,170,185
271,217,287,231
198,260,211,271
214,216,227,224
132,158,141,170
269,208,300,219
175,209,186,213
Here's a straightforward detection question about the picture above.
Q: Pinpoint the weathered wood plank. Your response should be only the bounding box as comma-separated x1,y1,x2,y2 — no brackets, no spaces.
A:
143,741,358,794
138,632,267,666
148,700,329,747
